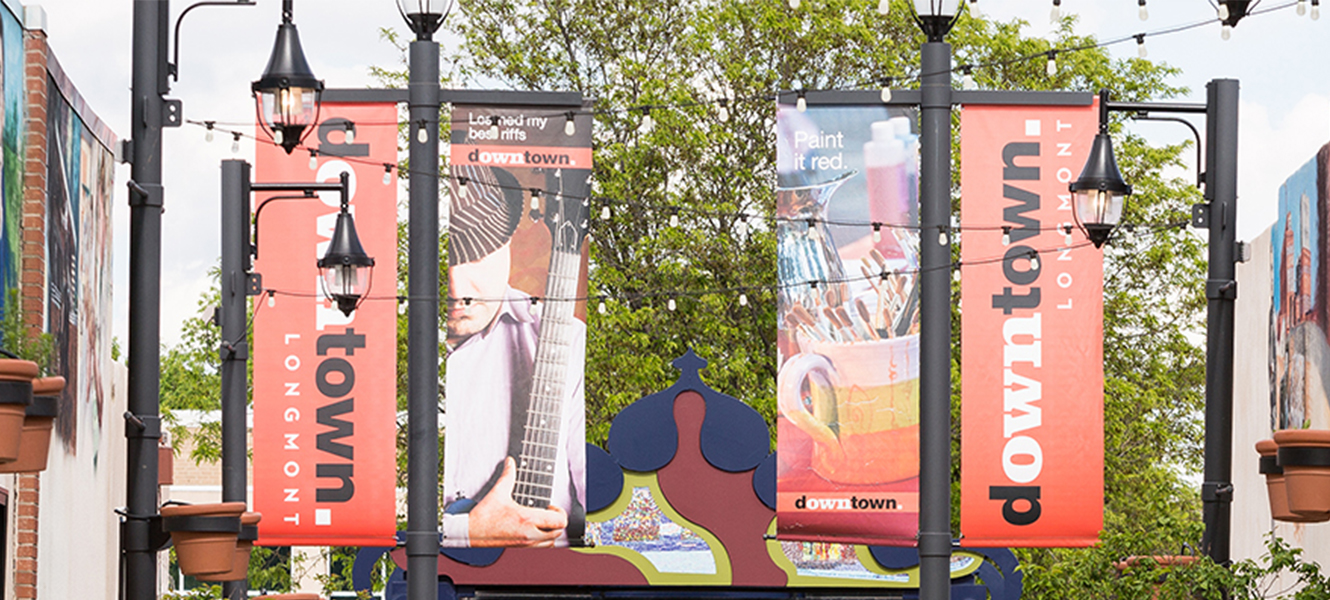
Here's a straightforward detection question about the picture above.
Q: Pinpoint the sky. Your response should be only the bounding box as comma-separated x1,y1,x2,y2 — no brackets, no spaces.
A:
23,0,1330,348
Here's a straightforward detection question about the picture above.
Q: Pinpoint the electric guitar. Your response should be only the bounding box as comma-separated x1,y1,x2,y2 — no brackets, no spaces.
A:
446,165,592,517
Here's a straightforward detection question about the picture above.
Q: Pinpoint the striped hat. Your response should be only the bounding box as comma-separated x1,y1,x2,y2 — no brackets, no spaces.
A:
449,164,522,266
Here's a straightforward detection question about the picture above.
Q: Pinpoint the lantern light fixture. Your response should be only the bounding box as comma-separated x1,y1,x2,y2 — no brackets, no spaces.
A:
252,0,323,154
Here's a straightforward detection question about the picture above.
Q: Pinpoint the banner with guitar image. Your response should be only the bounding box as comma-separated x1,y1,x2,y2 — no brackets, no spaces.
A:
775,103,922,545
443,104,593,548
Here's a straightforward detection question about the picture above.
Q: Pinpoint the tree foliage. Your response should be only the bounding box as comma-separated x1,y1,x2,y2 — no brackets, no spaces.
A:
438,0,1212,595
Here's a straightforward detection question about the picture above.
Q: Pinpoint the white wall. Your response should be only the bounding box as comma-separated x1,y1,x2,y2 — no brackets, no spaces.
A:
34,361,126,600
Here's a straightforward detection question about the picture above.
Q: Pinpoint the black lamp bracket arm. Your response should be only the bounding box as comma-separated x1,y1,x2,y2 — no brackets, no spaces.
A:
170,1,257,82
1131,112,1204,189
249,172,349,260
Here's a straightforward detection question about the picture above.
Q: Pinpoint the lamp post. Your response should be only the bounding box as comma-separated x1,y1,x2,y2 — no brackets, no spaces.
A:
1070,81,1241,566
912,2,960,599
397,2,448,599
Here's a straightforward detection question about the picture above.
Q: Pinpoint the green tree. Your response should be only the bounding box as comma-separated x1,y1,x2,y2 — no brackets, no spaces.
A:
433,0,1210,596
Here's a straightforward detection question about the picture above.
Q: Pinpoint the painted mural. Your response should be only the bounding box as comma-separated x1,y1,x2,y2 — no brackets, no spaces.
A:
0,5,23,318
45,64,115,459
1270,144,1330,431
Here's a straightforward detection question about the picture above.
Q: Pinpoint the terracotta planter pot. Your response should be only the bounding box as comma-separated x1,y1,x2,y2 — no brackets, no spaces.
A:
1273,429,1330,517
0,363,37,463
198,512,262,582
159,445,175,486
0,392,59,473
161,502,247,576
1257,439,1329,522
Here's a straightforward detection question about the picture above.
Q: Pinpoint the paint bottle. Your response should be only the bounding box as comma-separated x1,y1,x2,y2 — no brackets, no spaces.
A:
864,121,909,259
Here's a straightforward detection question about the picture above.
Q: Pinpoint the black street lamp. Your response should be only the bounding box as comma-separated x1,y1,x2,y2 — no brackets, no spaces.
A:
252,0,324,154
1070,90,1132,249
318,205,376,316
398,2,449,600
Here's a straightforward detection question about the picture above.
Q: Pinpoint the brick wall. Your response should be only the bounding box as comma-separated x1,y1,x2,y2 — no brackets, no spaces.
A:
11,25,47,600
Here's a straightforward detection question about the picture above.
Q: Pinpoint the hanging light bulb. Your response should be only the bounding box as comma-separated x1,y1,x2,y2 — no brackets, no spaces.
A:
739,293,749,306
309,150,318,170
1050,0,1061,22
735,213,748,236
565,112,577,136
418,124,429,144
1064,225,1074,246
796,90,808,112
344,122,355,144
273,129,285,146
718,99,730,122
1313,0,1321,19
1001,226,1011,246
383,165,393,185
231,132,242,154
670,211,680,228
938,228,948,246
961,66,977,90
1218,4,1229,19
1138,0,1148,20
641,109,654,132
872,224,882,243
1136,34,1147,58
668,297,677,311
598,300,606,314
489,116,500,139
953,268,961,282
1030,253,1040,270
878,0,890,15
530,189,542,213
267,293,276,308
1298,0,1307,15
205,122,215,143
1221,23,1232,40
880,81,892,103
457,177,469,199
1046,52,1057,77
600,205,611,220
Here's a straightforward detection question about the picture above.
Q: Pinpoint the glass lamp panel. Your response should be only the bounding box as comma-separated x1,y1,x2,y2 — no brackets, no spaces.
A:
397,0,445,16
1073,188,1124,229
912,0,961,17
323,264,371,300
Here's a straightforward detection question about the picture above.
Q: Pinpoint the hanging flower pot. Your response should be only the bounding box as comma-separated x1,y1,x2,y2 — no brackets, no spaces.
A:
0,377,62,473
197,511,262,582
1273,429,1330,517
1257,438,1329,522
160,501,246,576
0,359,38,463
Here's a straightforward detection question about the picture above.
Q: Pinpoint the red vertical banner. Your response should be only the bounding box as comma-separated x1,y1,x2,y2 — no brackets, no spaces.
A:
959,102,1104,547
252,103,399,547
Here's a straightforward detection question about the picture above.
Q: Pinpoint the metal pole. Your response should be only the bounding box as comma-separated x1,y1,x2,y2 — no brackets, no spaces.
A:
406,38,441,600
1201,78,1239,566
124,1,168,598
220,160,252,599
918,39,953,600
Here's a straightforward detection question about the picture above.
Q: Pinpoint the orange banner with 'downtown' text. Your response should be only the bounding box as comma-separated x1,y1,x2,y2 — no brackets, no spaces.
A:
959,102,1104,547
252,103,399,547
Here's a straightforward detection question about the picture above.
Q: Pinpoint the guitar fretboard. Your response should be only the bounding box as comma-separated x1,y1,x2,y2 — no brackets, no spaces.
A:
512,227,583,509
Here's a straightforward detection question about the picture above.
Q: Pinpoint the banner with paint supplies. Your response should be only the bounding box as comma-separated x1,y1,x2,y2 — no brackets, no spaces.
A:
775,102,921,546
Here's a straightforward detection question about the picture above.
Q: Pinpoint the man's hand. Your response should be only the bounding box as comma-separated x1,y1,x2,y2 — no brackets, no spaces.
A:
468,457,567,547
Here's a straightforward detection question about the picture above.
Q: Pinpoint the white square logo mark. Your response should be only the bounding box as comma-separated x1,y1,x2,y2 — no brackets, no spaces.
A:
315,508,332,526
1025,120,1041,136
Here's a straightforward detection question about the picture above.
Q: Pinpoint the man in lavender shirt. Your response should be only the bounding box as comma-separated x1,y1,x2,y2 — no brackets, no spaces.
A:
441,164,587,548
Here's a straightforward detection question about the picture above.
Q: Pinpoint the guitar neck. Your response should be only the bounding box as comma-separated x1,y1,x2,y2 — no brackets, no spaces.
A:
511,245,582,509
